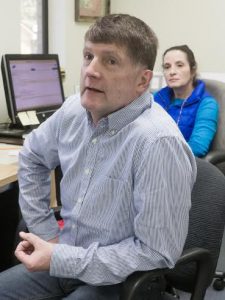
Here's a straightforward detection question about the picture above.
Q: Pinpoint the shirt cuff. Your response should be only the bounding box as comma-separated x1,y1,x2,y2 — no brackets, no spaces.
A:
50,244,79,279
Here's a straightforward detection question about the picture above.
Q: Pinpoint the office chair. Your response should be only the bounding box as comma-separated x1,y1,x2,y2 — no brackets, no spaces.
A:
120,158,225,300
203,79,225,172
203,79,225,291
0,183,19,271
11,159,225,298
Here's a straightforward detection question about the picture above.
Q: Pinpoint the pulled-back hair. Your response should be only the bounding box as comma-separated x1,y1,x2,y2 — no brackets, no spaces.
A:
85,14,158,70
163,45,198,84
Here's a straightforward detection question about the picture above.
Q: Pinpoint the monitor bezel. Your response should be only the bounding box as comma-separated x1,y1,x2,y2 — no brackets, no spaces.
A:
1,53,65,126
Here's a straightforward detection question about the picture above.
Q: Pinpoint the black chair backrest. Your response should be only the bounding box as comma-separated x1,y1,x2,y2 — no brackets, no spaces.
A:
167,158,225,292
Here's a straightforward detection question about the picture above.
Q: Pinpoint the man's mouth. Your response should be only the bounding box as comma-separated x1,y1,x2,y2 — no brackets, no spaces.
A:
85,87,104,93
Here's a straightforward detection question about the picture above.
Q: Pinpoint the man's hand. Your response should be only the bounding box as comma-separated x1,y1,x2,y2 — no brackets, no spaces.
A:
15,231,55,272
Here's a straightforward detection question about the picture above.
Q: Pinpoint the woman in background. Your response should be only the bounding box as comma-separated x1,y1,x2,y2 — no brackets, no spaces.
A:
154,45,219,157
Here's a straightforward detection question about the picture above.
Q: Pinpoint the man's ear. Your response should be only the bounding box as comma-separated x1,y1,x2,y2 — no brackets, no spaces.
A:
137,70,153,93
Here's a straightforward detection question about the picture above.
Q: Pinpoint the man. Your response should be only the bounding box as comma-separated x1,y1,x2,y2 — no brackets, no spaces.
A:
0,14,196,299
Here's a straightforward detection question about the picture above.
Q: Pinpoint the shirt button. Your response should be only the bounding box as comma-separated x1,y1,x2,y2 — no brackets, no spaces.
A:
84,168,90,175
110,130,115,135
77,197,83,204
92,138,97,144
72,224,76,229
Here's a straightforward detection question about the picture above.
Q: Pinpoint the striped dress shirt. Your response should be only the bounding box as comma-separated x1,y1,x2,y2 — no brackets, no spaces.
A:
18,90,196,285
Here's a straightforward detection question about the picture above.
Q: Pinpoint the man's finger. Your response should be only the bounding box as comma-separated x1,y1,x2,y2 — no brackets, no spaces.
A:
15,248,33,268
16,240,32,252
19,231,40,245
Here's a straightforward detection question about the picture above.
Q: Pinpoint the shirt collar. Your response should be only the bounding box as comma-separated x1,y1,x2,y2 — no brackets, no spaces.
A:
86,90,152,132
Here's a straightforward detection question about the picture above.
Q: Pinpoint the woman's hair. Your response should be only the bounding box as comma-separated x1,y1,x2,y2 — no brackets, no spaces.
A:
85,14,158,71
163,45,198,84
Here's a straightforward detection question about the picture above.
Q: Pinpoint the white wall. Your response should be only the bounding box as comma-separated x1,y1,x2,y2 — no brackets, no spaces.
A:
0,1,20,122
48,0,225,98
111,0,225,73
0,0,225,122
48,0,90,97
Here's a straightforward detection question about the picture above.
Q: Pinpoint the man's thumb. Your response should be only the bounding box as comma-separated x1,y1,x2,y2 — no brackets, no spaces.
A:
19,231,38,244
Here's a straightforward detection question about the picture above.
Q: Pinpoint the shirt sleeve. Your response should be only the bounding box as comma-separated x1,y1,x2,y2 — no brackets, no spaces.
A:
50,136,196,285
188,97,219,157
18,106,63,241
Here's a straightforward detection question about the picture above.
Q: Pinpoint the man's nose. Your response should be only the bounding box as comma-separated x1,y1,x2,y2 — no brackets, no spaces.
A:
86,58,101,78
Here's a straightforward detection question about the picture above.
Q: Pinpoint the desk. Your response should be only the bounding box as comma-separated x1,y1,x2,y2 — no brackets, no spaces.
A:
0,163,19,188
0,136,23,188
0,143,21,271
0,138,58,270
0,139,57,271
0,141,57,206
0,144,21,188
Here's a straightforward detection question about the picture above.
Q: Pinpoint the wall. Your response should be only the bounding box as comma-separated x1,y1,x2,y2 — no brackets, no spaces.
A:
48,0,89,97
0,0,225,122
111,0,225,73
0,1,20,122
48,0,225,98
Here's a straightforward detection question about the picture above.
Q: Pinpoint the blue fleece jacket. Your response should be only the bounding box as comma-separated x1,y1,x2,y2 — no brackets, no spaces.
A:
154,80,219,157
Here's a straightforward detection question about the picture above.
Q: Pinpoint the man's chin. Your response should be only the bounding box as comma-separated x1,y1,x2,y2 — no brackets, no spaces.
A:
80,96,94,111
81,91,104,103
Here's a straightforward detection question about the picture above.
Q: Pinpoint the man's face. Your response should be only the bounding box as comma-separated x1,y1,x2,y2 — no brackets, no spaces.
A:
80,41,151,124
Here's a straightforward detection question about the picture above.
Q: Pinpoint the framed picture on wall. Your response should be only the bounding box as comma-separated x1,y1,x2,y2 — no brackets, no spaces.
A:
75,0,110,22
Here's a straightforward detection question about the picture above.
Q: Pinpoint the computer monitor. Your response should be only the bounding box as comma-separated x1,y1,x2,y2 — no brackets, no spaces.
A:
1,54,65,127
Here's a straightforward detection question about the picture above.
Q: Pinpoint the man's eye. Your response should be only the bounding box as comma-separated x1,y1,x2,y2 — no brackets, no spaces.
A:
108,58,116,65
84,53,93,61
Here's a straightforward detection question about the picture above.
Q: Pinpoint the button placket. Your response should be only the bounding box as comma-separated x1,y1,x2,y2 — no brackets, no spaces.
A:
76,134,99,211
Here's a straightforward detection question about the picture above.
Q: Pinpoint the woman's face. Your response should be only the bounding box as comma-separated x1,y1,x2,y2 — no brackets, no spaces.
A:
162,50,195,90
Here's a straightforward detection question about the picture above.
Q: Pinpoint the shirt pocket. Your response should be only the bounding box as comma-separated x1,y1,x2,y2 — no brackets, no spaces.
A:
79,176,133,242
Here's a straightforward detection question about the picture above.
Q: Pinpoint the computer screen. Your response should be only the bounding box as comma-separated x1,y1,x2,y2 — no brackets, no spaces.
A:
1,54,65,127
